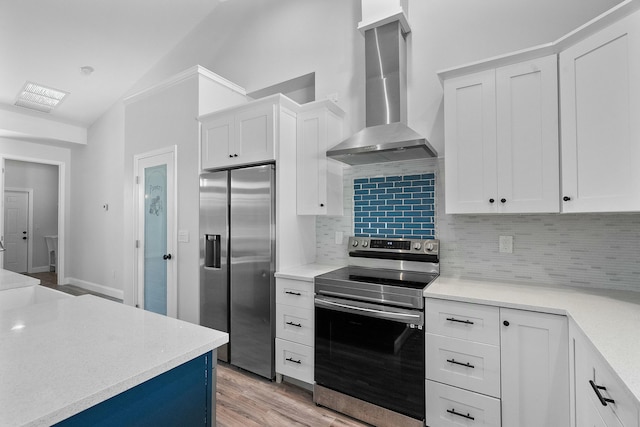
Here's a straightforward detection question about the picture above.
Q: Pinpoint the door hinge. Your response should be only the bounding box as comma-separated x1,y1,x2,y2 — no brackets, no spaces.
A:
135,240,139,248
135,176,139,184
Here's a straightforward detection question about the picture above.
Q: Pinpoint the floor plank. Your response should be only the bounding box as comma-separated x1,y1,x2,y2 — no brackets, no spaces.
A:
216,363,369,427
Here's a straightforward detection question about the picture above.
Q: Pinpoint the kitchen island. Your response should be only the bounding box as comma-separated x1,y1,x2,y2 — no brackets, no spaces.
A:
0,273,228,427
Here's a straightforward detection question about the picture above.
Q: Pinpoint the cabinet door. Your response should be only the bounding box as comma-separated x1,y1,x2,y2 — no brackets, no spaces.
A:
496,55,559,213
444,70,498,214
560,11,640,212
297,109,327,215
574,332,638,427
234,103,275,165
500,309,569,427
297,108,344,216
201,113,234,170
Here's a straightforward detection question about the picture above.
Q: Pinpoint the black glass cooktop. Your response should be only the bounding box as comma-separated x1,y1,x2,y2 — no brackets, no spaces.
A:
317,266,438,290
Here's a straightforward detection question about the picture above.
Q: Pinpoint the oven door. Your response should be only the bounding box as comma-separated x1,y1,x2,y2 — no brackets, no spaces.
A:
314,295,425,421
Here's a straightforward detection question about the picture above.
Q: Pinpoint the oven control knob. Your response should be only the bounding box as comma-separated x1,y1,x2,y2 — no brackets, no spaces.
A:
352,240,358,247
426,243,434,252
413,243,421,250
362,241,369,247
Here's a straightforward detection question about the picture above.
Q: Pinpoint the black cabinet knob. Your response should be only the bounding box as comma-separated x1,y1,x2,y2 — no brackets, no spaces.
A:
320,203,325,207
229,154,233,158
500,198,507,203
489,198,495,204
163,254,172,260
234,154,238,157
563,196,571,202
503,320,510,327
23,237,27,240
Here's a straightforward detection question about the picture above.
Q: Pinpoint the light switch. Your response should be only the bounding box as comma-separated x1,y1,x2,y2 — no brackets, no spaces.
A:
499,235,513,254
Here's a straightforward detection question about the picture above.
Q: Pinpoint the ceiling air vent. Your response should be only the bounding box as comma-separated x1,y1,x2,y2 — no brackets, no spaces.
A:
15,81,68,113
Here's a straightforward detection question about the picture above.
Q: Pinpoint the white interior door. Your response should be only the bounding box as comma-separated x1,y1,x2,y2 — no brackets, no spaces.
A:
134,147,177,317
3,190,29,273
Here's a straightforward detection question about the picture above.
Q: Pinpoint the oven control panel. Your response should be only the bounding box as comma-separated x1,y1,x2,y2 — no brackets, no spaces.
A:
348,237,439,255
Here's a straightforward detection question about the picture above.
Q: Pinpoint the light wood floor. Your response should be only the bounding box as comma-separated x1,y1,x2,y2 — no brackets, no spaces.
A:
216,363,369,427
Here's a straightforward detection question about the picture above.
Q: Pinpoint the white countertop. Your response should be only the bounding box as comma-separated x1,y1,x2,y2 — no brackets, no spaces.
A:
425,276,640,404
0,294,228,427
0,269,39,291
275,263,344,282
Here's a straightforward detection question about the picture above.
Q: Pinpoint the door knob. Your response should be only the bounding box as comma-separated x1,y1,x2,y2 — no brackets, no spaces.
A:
163,254,172,260
22,231,27,234
23,237,27,240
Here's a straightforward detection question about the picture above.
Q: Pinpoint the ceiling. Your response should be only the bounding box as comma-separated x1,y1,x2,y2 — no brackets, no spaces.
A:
0,0,223,128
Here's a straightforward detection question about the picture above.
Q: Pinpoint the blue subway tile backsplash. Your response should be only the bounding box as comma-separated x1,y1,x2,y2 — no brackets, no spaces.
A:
353,173,436,239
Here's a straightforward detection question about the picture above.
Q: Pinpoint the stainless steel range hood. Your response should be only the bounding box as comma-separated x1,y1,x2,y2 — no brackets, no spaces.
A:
327,19,437,165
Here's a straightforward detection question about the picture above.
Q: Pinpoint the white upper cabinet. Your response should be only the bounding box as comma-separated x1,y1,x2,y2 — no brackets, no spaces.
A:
444,55,559,214
201,100,275,170
296,101,345,216
559,10,640,212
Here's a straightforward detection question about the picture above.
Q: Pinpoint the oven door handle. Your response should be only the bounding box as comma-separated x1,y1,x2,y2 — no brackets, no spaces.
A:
315,297,423,325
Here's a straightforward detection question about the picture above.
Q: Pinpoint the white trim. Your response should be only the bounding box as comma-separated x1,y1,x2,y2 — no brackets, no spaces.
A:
66,277,124,301
4,187,34,273
357,10,411,34
436,0,640,82
29,265,51,273
123,65,246,105
0,155,64,285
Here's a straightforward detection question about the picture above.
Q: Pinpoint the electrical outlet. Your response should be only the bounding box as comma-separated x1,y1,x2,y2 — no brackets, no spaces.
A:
499,235,513,254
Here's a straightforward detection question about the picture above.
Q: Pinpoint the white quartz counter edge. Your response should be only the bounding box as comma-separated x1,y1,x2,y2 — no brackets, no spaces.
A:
275,263,344,282
0,295,229,427
424,276,640,404
0,268,39,291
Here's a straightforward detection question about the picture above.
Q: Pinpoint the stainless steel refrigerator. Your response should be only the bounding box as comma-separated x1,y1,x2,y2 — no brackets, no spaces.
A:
199,163,275,380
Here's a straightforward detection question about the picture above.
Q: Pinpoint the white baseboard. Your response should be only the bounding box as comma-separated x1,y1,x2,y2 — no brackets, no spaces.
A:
29,266,52,273
66,277,124,300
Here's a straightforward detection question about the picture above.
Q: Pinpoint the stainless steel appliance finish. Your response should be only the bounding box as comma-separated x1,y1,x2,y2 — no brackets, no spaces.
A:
200,164,275,380
314,237,439,426
326,20,437,165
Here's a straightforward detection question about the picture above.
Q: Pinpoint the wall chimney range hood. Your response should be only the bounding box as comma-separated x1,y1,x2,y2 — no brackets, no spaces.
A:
327,19,437,165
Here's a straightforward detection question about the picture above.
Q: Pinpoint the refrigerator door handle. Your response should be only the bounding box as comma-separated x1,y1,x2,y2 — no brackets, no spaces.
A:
204,234,221,269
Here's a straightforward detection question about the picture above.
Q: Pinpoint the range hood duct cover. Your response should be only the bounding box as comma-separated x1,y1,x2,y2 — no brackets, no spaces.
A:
327,19,437,165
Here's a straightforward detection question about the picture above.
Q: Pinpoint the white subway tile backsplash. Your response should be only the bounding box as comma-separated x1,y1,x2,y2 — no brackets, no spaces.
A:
316,158,640,291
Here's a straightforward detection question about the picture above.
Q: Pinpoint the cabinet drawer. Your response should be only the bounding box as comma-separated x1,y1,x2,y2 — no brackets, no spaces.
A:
426,298,500,345
575,336,638,427
426,334,500,398
276,304,313,346
275,339,313,384
276,278,314,309
426,380,501,427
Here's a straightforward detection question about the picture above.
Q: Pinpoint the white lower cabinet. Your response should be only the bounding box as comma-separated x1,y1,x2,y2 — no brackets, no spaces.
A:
426,380,501,427
573,327,639,427
500,308,569,427
274,278,314,385
426,298,569,427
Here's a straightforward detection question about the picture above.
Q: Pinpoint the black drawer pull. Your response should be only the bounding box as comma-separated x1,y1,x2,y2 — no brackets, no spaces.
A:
446,317,474,325
589,380,615,406
285,291,302,296
447,409,475,420
286,357,301,364
285,321,302,328
447,358,475,369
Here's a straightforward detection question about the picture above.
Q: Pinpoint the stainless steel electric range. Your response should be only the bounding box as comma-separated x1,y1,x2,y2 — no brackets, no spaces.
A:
314,237,440,427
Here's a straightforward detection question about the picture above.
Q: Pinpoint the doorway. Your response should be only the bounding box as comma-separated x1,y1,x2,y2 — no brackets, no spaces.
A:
1,159,60,277
134,146,177,317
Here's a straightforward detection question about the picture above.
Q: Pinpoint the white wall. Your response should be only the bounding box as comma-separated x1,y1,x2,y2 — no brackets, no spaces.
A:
4,160,58,270
68,102,125,298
